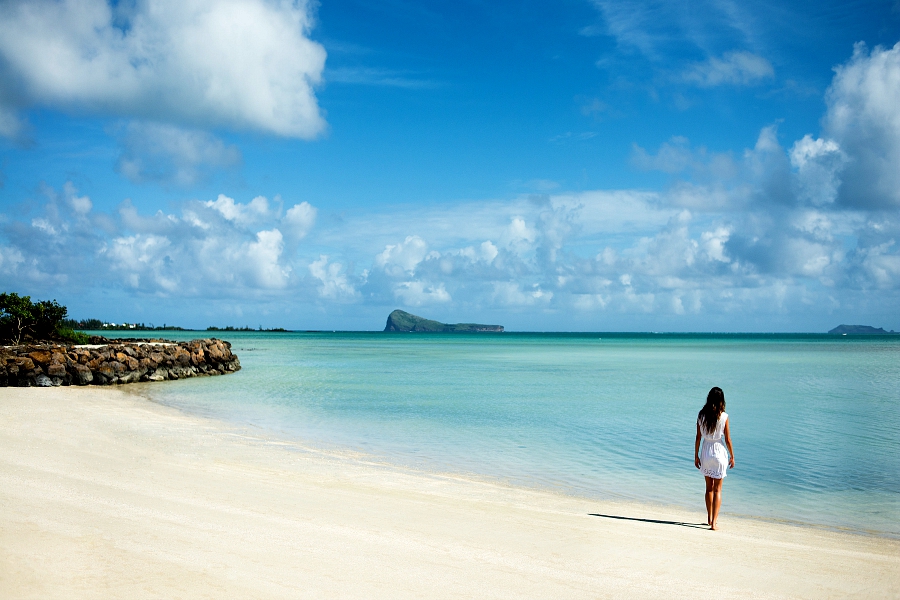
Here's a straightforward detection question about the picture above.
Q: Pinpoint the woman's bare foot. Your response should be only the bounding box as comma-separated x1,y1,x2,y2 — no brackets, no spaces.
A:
710,521,718,531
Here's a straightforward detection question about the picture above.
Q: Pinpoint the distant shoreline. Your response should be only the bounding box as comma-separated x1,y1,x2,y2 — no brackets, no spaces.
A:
75,329,900,337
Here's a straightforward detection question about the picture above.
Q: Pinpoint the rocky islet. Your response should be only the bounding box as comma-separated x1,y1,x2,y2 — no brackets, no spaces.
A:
384,309,504,332
0,338,240,387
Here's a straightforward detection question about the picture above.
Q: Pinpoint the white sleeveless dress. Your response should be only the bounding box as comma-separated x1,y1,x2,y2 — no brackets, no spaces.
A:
698,412,729,479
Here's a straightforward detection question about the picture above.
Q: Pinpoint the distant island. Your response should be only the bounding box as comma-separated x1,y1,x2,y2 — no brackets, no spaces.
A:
384,310,504,333
828,324,897,334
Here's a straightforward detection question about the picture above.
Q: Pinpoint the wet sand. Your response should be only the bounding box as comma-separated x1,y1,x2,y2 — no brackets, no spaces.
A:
1,387,897,599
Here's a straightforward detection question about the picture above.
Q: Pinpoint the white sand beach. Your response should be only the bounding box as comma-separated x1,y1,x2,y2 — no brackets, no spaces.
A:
1,387,897,599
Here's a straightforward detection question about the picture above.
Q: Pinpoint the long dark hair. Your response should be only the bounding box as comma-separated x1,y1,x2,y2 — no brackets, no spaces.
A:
698,387,726,434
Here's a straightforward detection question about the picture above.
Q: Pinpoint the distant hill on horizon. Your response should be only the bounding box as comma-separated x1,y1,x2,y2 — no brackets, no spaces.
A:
828,324,897,334
384,310,504,333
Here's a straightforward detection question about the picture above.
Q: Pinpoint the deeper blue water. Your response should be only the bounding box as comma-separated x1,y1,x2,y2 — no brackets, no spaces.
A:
106,331,899,537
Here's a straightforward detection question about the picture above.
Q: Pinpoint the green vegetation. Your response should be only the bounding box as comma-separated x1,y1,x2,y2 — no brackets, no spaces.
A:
0,292,89,345
2,294,296,342
384,309,504,333
63,318,103,330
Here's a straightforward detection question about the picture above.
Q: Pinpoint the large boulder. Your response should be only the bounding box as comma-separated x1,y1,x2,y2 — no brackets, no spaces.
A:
72,364,93,385
15,357,35,371
47,363,67,378
27,350,53,365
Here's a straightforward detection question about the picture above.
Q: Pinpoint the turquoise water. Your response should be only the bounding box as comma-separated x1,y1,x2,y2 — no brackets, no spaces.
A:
107,331,899,537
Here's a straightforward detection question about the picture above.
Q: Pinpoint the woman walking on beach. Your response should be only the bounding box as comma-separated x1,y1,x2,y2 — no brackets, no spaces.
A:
694,387,734,530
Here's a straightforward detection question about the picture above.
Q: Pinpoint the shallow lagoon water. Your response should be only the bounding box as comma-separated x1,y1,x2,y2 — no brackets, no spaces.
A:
108,331,899,537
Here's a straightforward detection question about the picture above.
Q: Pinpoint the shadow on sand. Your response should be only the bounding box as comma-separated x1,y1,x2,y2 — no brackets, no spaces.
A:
588,514,710,529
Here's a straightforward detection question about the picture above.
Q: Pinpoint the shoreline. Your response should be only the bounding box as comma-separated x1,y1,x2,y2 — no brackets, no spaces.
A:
2,387,898,598
138,384,897,542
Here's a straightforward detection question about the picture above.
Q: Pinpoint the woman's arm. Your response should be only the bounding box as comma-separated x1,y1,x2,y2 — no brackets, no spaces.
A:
724,418,735,469
694,422,702,469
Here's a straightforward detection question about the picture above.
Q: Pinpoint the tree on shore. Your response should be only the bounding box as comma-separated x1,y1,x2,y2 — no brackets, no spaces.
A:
0,292,87,345
63,317,103,330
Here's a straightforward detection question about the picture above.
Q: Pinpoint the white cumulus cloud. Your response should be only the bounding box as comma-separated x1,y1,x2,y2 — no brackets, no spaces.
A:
394,281,451,306
0,0,326,138
243,229,290,289
0,245,26,275
105,234,178,292
64,182,93,215
205,194,270,225
789,135,847,207
458,241,498,264
504,217,537,251
823,42,900,208
282,202,317,240
4,184,311,297
309,255,359,301
375,235,429,276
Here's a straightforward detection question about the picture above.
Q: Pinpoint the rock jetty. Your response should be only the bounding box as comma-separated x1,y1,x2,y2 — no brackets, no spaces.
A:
0,338,240,387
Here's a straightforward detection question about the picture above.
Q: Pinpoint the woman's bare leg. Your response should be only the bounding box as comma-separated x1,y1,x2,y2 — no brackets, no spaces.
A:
704,476,714,526
709,477,724,530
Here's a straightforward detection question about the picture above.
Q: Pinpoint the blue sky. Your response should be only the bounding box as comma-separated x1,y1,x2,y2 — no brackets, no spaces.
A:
1,0,899,331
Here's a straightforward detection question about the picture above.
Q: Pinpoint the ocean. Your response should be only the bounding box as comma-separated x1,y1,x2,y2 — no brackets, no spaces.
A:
106,331,898,537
